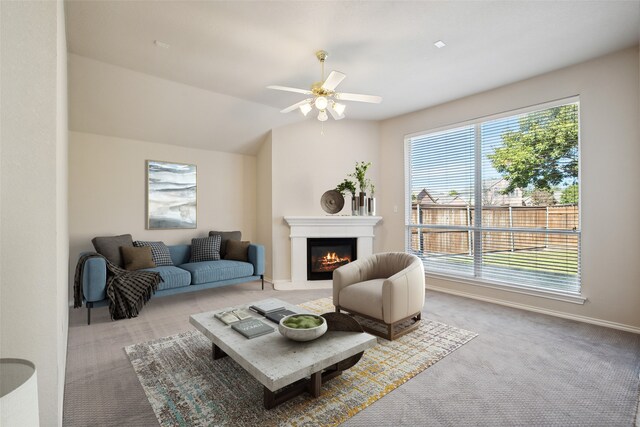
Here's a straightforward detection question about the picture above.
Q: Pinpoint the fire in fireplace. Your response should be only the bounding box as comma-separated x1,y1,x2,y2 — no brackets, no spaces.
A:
307,238,357,281
313,251,351,272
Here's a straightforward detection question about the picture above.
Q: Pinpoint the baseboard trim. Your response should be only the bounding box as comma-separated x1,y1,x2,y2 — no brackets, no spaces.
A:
273,280,333,291
427,284,640,334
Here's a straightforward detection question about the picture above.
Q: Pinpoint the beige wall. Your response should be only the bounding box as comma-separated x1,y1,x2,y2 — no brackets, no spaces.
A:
256,132,274,279
0,1,69,425
379,46,640,330
68,54,297,155
266,119,380,281
69,132,257,287
55,0,69,419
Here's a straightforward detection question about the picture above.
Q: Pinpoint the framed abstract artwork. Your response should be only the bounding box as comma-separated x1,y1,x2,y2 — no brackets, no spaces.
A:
146,160,197,229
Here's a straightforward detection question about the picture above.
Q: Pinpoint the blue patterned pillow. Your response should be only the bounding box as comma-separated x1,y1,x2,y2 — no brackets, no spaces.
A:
190,235,221,262
133,241,173,266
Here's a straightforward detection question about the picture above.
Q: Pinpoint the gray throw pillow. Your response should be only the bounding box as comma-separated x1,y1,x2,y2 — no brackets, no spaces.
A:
190,235,222,262
208,230,241,258
91,234,134,268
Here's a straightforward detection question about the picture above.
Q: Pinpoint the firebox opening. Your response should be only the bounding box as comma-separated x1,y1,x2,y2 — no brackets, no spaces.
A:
307,238,357,281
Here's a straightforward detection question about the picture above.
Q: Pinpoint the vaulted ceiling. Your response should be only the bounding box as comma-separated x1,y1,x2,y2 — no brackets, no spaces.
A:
65,1,640,154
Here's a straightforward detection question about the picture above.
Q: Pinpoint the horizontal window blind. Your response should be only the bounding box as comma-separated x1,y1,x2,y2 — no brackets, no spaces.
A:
406,100,581,294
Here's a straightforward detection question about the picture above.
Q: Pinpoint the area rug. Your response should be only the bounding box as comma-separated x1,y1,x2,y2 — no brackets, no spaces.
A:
125,298,477,427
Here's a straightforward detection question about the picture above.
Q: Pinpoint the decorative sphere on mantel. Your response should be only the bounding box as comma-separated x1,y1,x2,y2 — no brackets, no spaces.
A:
320,190,344,214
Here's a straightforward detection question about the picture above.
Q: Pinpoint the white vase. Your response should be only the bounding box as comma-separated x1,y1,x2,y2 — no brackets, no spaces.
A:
0,359,39,427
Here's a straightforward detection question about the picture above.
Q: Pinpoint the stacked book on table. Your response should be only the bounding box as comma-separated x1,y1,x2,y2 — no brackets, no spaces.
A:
249,301,297,324
214,300,299,339
214,308,274,339
231,318,275,339
214,308,253,325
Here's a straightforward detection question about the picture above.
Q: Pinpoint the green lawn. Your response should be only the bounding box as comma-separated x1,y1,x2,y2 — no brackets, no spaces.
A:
482,250,578,273
443,249,578,274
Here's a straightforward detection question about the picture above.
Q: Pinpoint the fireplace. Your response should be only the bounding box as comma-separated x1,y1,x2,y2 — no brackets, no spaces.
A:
282,216,381,289
307,238,357,281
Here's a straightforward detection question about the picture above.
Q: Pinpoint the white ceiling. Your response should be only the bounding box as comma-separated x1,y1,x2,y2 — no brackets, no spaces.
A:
65,0,640,154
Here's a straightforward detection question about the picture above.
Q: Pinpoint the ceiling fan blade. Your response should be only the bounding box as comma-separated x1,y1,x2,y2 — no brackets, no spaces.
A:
327,105,345,120
280,98,312,114
335,92,382,103
267,85,312,95
321,71,346,91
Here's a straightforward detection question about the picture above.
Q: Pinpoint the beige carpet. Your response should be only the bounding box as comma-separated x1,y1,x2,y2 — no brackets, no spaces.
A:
125,297,477,426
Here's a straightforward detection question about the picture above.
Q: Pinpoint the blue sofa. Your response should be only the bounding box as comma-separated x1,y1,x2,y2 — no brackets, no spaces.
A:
79,243,265,324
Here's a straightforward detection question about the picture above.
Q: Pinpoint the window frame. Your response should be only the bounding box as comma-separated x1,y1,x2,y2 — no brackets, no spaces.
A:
404,96,585,304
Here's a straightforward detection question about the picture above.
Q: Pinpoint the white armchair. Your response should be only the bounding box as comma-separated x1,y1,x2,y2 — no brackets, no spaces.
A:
333,252,425,340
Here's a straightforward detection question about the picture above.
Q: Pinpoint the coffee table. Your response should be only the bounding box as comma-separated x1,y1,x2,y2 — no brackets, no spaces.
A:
189,298,377,409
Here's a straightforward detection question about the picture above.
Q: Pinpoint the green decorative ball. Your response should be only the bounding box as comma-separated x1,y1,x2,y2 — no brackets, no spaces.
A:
283,315,323,329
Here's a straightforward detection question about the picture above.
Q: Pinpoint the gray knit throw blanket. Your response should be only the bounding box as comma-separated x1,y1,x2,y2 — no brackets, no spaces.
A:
74,253,162,320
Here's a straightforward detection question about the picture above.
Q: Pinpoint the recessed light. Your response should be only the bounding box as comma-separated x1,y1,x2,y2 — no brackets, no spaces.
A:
434,40,446,49
154,40,170,49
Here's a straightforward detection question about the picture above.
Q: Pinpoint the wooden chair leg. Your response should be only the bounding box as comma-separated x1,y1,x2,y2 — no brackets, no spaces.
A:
339,308,421,341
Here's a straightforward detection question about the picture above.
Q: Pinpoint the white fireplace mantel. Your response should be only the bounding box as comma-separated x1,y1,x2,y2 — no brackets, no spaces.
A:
285,215,382,236
278,215,382,290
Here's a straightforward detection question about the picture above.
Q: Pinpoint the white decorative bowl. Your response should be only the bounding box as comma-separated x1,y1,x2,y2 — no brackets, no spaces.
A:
278,314,328,342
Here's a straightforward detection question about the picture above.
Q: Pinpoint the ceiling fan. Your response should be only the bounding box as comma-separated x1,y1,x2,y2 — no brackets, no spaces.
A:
267,50,382,121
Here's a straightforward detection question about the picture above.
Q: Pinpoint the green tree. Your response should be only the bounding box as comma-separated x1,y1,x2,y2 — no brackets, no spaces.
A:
560,183,579,205
488,104,578,194
449,190,460,196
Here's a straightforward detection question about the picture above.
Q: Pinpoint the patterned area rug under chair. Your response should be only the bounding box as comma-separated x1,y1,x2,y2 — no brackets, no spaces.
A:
125,298,478,427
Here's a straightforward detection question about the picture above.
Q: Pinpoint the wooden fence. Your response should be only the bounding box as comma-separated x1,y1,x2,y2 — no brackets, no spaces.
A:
410,205,578,255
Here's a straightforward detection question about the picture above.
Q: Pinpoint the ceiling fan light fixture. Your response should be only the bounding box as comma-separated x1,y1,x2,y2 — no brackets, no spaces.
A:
299,102,312,116
314,96,328,110
333,102,346,116
328,105,345,121
267,49,382,122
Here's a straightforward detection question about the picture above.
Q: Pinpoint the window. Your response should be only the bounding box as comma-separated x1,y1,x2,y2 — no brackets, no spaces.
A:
406,99,580,295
